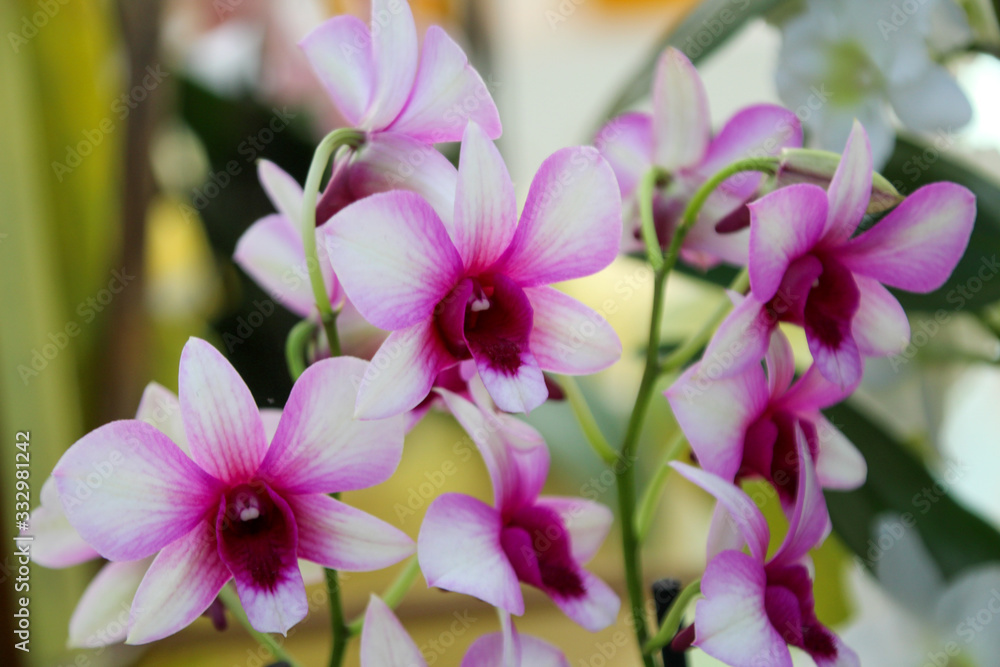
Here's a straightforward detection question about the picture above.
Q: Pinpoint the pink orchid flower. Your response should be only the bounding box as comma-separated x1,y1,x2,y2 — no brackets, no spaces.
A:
666,327,866,509
52,338,413,643
596,47,802,268
323,121,623,417
671,428,859,667
32,383,326,647
360,595,568,667
300,0,500,222
704,120,976,389
417,389,620,631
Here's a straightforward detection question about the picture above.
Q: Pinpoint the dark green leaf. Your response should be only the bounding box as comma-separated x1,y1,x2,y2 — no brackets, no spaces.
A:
824,402,1000,581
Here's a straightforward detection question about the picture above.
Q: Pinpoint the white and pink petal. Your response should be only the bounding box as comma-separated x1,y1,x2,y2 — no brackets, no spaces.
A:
524,286,621,376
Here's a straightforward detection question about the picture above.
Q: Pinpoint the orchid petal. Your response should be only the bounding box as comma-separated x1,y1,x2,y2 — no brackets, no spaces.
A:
127,520,231,644
706,504,745,561
463,622,569,667
549,569,620,632
436,389,548,513
324,191,463,330
53,420,218,561
748,183,827,302
666,362,768,483
290,493,413,571
418,493,523,614
361,595,427,667
475,353,547,414
261,357,403,493
68,559,148,648
670,462,770,562
595,112,654,199
259,407,282,443
355,320,457,419
299,16,373,126
806,327,862,393
889,65,972,133
694,551,792,667
765,329,796,399
700,293,773,379
534,497,612,564
524,286,621,375
363,0,418,130
347,132,459,225
652,48,710,170
839,182,975,293
822,121,872,244
179,338,268,484
234,214,315,318
452,122,518,273
778,364,855,414
771,424,831,567
389,26,501,143
258,160,303,226
811,414,867,491
30,476,98,568
498,147,621,286
850,276,910,356
135,382,187,452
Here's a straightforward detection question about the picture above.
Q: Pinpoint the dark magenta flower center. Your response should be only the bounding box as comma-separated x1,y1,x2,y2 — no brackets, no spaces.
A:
764,564,837,661
740,412,820,505
216,481,297,592
500,505,585,598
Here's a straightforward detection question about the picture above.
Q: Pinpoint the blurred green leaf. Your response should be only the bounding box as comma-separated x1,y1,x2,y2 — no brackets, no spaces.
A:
824,402,1000,581
595,0,789,128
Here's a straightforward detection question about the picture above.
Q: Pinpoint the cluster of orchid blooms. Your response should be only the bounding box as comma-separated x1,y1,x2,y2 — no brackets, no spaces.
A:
31,1,977,665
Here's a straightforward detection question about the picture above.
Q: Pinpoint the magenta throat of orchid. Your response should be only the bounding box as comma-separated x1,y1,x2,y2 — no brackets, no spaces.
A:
500,505,586,599
216,482,296,592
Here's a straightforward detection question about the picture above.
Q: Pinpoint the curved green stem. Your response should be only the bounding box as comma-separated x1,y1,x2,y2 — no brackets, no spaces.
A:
219,585,306,667
557,375,617,464
347,556,421,635
643,578,701,654
301,128,363,359
638,167,670,271
325,567,349,667
634,432,688,544
285,318,317,381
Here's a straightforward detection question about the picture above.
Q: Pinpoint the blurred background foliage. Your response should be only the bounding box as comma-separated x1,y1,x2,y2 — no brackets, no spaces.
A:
3,0,1000,665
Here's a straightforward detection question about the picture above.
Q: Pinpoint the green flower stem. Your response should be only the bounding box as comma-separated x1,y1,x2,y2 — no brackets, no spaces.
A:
659,267,750,375
301,128,363,359
285,318,317,381
346,556,421,635
620,159,778,665
218,584,305,667
634,432,688,544
325,567,349,667
557,375,618,464
643,578,701,654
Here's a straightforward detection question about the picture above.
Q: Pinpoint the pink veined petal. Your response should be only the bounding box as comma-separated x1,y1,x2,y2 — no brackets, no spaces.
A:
436,389,549,513
497,147,622,287
452,122,518,273
346,131,459,226
361,595,428,667
850,275,910,356
217,486,307,635
261,357,404,494
665,362,769,483
257,160,304,226
533,496,613,564
362,0,418,130
461,611,519,667
700,293,774,380
299,16,374,126
417,493,524,614
748,183,828,302
706,504,746,561
822,121,873,245
771,425,832,568
135,382,187,453
806,328,862,393
68,559,149,648
289,493,413,571
594,111,654,199
810,414,867,491
765,329,797,400
698,104,803,199
670,462,770,562
475,352,547,414
694,551,792,667
52,420,219,562
127,520,231,644
524,286,621,376
323,191,464,330
549,569,620,632
388,25,502,143
777,364,856,414
838,182,976,293
652,47,710,170
179,338,268,484
355,320,457,419
517,634,570,666
30,476,98,568
234,214,315,318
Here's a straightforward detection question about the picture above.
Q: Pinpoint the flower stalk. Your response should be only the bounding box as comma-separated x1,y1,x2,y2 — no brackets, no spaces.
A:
219,585,306,667
643,578,701,654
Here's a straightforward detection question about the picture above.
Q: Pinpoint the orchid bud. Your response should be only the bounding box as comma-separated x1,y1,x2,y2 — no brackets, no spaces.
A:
776,147,904,213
